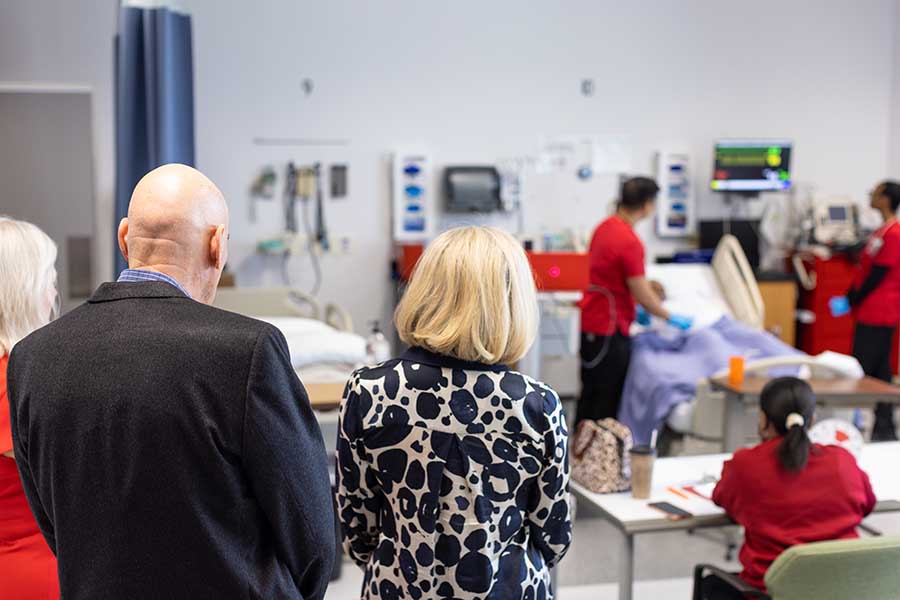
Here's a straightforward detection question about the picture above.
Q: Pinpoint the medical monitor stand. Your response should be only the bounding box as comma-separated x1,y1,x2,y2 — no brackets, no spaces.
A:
721,190,759,236
721,191,760,204
700,191,763,270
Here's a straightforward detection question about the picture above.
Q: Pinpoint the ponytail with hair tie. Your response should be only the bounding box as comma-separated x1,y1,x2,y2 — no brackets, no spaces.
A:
785,413,805,429
760,378,816,473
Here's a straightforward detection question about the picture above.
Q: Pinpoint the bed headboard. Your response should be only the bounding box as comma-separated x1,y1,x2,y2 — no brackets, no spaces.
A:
212,287,355,332
711,234,765,329
214,287,320,318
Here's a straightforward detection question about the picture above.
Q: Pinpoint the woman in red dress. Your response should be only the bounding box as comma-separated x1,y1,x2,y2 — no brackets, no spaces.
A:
0,217,60,599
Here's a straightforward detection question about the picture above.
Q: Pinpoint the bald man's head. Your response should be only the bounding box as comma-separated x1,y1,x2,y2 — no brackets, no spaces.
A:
118,164,229,304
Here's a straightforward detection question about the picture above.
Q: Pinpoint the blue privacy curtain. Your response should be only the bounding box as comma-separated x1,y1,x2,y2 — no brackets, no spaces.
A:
114,2,195,274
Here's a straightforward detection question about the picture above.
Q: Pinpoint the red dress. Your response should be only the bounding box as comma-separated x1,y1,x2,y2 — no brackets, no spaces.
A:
712,438,876,590
0,355,60,599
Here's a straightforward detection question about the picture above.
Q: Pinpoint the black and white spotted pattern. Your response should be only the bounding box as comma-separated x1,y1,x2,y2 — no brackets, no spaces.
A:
335,346,572,600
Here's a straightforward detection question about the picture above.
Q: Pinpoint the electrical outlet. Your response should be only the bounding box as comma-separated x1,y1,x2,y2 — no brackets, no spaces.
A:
330,164,348,198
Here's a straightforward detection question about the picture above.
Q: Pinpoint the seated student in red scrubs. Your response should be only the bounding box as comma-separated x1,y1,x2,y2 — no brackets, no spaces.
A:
702,377,876,599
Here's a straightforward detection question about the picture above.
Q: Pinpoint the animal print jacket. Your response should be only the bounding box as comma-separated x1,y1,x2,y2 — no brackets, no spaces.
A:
335,346,572,600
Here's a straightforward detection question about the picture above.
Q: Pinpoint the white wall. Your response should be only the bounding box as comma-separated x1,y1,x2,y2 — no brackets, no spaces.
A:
191,0,898,332
3,0,900,335
891,0,900,176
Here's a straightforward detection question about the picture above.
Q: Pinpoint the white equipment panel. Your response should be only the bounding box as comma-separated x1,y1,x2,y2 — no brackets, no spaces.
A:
392,151,435,242
655,149,695,238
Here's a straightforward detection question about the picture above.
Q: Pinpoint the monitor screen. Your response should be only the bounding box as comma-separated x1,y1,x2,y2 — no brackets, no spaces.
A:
828,206,848,221
711,139,792,192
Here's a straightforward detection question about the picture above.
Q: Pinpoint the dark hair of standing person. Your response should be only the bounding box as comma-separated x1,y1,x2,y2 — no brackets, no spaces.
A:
760,377,816,472
619,177,660,211
878,180,900,213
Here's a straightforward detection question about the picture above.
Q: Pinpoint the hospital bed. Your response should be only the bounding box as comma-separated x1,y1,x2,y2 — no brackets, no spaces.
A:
639,235,764,442
644,236,863,450
212,287,366,390
644,234,764,332
527,235,765,399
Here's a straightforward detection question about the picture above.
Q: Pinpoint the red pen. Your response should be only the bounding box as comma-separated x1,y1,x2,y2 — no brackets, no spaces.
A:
684,485,712,501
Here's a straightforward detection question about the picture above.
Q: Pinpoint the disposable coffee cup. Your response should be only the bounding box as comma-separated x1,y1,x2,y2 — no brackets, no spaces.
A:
630,445,656,499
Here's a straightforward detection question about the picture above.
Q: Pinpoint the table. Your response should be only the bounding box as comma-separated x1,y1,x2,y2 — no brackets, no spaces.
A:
570,442,900,600
709,376,900,452
305,382,345,410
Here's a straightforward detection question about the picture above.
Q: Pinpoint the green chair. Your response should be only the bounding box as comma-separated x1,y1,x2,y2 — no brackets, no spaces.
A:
693,535,900,600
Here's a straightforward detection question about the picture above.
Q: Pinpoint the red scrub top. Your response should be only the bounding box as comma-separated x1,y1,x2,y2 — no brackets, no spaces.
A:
0,355,60,599
855,220,900,326
712,438,876,591
580,216,645,336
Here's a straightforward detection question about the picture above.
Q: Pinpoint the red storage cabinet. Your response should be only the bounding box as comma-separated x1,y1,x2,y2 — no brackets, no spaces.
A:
395,243,590,292
795,254,899,374
797,255,856,355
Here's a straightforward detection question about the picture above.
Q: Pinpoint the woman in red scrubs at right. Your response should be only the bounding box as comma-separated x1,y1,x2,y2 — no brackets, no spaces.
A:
0,217,61,599
847,181,900,441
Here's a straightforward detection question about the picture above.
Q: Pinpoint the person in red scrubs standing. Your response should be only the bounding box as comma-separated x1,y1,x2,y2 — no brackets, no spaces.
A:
0,217,61,599
846,182,900,441
703,377,876,599
576,177,693,425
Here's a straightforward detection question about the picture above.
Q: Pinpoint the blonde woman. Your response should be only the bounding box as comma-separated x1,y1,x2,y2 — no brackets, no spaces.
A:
336,226,572,600
0,217,60,599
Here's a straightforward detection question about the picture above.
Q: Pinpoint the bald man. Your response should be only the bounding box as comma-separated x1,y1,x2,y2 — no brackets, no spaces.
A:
117,162,230,303
7,164,335,599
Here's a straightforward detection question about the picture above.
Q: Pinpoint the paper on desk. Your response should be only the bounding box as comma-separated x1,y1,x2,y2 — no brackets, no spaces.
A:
857,442,900,502
869,475,900,503
665,486,720,517
573,485,727,524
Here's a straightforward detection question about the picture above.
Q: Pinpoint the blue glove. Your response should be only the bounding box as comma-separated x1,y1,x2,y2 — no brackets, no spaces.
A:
668,314,694,331
829,296,851,317
636,305,651,326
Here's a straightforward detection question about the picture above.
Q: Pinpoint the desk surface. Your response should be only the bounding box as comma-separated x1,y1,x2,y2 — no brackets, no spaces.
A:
572,442,900,534
305,382,345,410
710,375,900,398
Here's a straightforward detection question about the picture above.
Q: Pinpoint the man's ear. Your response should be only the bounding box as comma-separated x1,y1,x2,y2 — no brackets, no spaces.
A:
210,224,227,270
117,218,130,264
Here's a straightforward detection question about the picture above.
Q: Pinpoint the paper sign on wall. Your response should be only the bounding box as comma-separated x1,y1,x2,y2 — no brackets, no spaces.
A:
537,134,633,175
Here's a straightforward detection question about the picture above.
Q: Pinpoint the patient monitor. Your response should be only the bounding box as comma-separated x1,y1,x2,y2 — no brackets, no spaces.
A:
812,199,859,246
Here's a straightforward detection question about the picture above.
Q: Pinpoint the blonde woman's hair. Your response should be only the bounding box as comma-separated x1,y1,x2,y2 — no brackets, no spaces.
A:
0,217,58,355
395,226,539,365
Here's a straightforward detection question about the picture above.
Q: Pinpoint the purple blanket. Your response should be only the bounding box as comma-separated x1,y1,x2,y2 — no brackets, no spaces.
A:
618,317,801,444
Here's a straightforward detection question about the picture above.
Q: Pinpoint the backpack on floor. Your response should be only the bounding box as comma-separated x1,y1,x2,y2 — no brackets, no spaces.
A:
571,418,633,494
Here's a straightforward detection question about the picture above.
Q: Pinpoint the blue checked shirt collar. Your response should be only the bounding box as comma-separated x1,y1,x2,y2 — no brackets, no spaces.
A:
117,269,192,299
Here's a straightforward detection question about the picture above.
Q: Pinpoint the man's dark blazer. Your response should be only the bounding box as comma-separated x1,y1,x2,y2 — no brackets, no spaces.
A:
7,281,335,599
